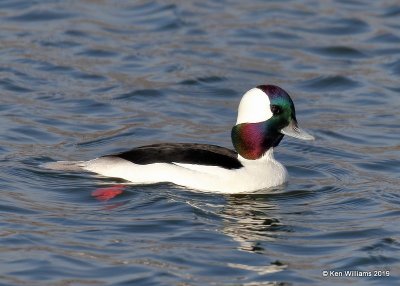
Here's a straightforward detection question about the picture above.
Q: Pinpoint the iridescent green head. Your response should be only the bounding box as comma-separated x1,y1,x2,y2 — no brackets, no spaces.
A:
231,85,314,160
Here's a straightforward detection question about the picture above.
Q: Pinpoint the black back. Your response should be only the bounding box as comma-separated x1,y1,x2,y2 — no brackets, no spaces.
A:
108,143,243,169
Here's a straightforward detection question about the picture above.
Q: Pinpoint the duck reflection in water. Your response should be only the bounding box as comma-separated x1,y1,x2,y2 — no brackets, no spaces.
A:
219,189,288,275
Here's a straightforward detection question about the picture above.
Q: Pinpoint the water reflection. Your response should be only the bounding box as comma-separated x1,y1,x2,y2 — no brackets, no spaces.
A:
214,191,289,276
222,193,279,247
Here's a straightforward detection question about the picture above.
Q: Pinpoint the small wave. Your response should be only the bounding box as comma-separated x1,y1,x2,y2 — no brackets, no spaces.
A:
298,75,361,92
307,46,366,59
8,10,74,22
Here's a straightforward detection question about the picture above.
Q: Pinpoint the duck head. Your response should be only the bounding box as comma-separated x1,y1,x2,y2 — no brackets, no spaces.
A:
231,85,314,160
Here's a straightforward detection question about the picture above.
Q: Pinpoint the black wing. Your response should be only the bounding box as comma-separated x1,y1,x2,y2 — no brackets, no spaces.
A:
107,143,243,170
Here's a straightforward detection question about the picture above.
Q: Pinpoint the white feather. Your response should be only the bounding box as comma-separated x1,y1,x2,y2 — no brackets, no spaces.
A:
235,88,273,125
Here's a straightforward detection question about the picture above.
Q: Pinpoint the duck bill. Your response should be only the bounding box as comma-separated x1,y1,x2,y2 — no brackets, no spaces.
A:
281,120,315,141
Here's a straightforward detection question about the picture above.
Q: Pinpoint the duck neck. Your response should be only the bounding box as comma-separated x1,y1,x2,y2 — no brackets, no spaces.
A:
231,121,283,160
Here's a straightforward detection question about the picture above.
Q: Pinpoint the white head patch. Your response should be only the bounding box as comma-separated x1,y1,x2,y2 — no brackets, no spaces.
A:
235,88,273,125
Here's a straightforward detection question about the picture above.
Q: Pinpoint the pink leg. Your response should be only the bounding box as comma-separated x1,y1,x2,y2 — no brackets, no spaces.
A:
91,185,125,201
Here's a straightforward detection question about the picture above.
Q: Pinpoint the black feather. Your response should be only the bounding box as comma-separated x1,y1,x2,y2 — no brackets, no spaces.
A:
107,143,243,169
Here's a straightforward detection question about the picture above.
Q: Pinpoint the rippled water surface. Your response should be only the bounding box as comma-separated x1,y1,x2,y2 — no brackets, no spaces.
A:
1,1,400,285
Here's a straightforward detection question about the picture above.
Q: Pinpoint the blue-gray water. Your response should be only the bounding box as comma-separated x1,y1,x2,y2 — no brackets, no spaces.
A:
1,1,399,285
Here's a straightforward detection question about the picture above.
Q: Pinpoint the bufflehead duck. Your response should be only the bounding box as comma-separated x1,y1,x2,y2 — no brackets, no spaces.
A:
43,85,314,194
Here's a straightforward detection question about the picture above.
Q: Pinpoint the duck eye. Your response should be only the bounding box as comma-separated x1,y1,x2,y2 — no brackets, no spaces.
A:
270,105,282,115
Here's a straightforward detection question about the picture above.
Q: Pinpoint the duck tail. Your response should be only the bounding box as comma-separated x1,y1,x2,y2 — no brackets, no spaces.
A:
40,160,86,171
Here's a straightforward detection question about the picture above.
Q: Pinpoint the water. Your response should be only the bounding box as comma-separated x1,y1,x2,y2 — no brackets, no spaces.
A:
1,0,399,285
